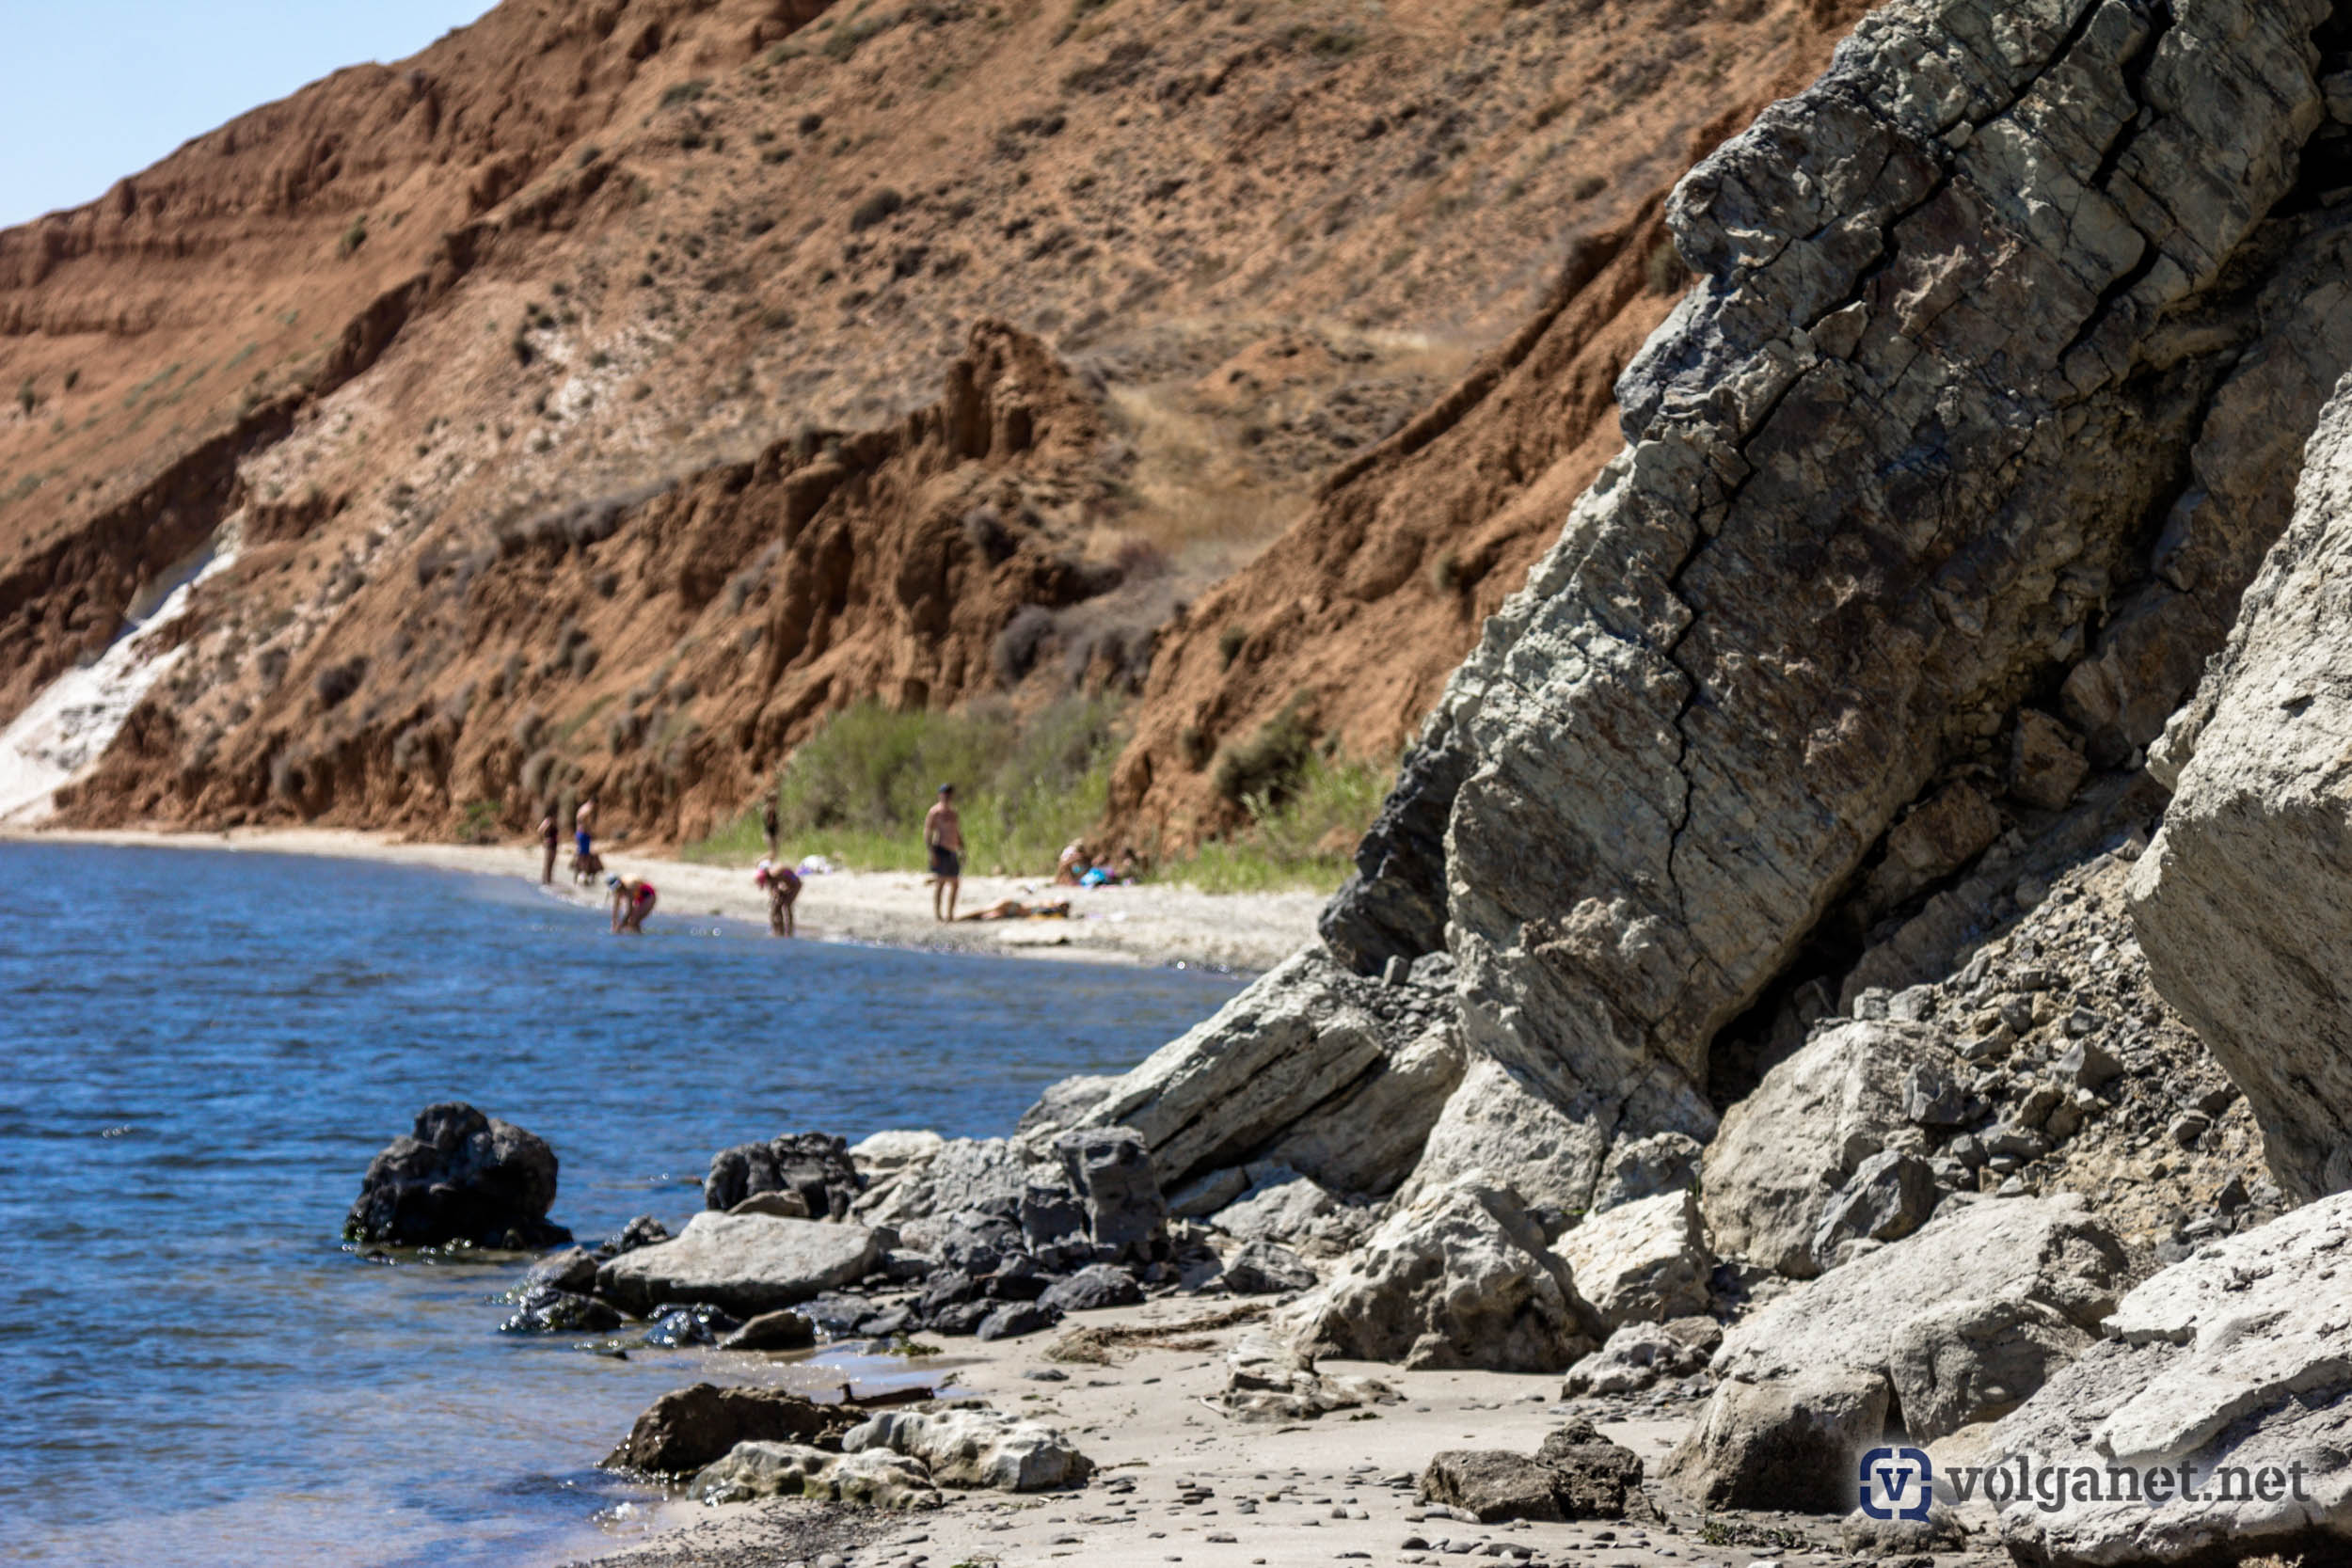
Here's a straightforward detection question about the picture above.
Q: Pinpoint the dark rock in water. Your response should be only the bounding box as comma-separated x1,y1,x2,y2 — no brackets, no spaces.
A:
1055,1127,1170,1267
1220,1241,1316,1296
644,1303,742,1348
345,1102,569,1249
1421,1419,1648,1523
523,1245,600,1294
977,1301,1060,1340
604,1382,852,1474
598,1215,671,1259
927,1299,994,1336
1039,1262,1142,1313
718,1308,817,1352
502,1284,623,1334
705,1132,862,1219
1020,1178,1089,1249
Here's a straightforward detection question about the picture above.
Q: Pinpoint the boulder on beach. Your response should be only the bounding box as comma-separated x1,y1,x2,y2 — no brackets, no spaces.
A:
843,1407,1094,1491
1662,1195,2125,1511
1420,1419,1649,1523
596,1212,883,1317
603,1382,860,1475
690,1441,945,1510
1288,1171,1604,1373
343,1102,569,1249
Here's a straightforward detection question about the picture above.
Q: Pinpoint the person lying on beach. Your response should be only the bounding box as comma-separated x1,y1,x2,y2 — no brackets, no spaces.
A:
955,897,1072,922
755,858,802,938
606,873,657,934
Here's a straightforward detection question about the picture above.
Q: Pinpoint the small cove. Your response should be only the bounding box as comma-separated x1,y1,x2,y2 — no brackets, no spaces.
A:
0,842,1242,1567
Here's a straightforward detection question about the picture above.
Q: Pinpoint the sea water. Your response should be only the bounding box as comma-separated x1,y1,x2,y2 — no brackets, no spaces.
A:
0,842,1242,1567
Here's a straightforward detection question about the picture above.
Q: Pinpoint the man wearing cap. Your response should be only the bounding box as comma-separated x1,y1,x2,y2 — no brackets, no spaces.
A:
923,784,963,922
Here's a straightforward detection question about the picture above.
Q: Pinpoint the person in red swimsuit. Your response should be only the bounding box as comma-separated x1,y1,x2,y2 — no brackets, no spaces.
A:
606,873,657,934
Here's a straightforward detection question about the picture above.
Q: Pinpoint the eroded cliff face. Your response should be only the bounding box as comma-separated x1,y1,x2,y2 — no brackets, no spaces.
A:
1061,0,2352,1227
5,0,1877,843
56,324,1122,839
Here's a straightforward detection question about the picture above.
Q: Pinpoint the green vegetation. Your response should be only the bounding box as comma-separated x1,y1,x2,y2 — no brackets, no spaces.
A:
457,799,504,844
660,79,712,108
339,215,367,258
679,694,1391,897
685,697,1121,875
1169,750,1388,894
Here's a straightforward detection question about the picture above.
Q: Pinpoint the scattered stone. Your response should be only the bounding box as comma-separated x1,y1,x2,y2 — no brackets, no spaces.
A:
604,1214,671,1256
644,1302,741,1348
344,1102,569,1249
690,1441,944,1510
2010,711,2090,813
596,1212,884,1317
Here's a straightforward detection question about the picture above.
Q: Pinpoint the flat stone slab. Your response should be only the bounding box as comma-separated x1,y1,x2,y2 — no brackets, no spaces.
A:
596,1212,882,1316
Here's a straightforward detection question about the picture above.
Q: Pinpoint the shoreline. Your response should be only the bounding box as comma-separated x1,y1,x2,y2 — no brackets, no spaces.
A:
4,825,1322,974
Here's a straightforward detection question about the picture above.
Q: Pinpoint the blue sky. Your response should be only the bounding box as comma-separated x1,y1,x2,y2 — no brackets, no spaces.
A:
0,1,496,229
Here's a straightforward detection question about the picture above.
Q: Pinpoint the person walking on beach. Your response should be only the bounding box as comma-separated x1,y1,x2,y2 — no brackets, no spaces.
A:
924,784,963,923
607,872,657,934
535,804,560,885
762,795,781,862
755,857,802,938
573,796,598,883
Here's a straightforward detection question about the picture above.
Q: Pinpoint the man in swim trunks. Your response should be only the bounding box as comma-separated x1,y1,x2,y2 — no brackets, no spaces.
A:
573,796,599,883
923,783,962,923
536,805,560,884
755,858,802,938
606,872,657,934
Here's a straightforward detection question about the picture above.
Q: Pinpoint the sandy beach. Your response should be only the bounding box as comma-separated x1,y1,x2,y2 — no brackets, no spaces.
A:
9,827,1323,974
564,1296,1895,1568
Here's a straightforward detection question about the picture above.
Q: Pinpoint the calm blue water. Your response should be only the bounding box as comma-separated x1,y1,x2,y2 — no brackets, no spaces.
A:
0,843,1239,1568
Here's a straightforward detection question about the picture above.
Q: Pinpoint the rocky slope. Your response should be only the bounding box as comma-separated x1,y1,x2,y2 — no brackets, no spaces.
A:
4,0,1868,843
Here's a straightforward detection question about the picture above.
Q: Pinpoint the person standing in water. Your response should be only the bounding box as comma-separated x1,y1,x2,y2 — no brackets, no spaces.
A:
924,784,963,923
535,804,560,885
606,872,657,934
573,796,598,883
762,795,781,862
755,858,802,938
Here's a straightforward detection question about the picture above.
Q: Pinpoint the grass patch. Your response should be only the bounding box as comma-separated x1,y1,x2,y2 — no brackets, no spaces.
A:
684,696,1121,876
1168,751,1387,894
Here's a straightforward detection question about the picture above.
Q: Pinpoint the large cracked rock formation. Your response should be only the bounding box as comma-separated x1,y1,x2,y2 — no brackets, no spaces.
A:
1027,0,2352,1370
2129,372,2352,1201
